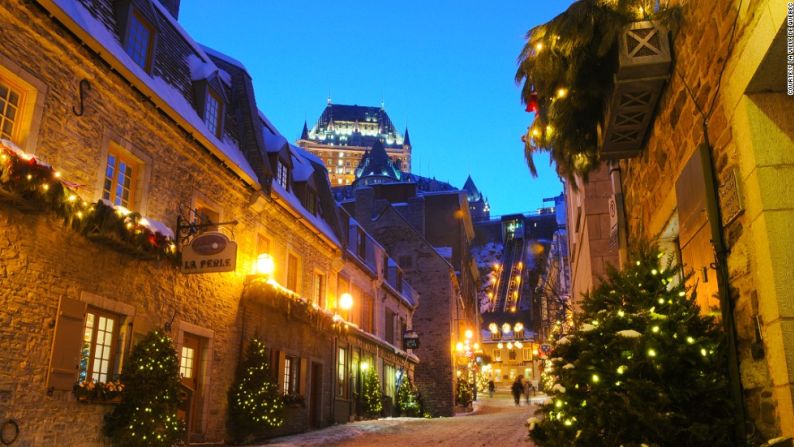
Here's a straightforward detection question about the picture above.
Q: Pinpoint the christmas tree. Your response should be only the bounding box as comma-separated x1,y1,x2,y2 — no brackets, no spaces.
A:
529,246,734,447
227,337,284,444
455,377,473,407
104,330,185,446
361,366,383,418
395,375,421,417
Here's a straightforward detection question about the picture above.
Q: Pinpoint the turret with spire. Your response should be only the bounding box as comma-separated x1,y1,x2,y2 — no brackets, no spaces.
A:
300,121,309,140
403,128,411,147
462,175,490,222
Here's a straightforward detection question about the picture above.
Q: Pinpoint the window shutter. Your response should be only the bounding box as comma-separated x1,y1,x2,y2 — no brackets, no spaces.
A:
675,148,719,311
47,297,86,391
385,309,395,345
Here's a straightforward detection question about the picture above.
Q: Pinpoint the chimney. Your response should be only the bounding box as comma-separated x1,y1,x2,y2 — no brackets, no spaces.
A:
158,0,180,19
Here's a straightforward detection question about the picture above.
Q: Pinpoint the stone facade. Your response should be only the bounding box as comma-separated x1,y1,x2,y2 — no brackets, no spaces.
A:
614,0,793,440
564,164,620,311
0,1,418,445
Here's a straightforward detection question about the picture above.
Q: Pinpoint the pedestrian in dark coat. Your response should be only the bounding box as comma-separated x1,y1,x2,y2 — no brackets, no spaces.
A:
511,375,524,406
487,379,495,398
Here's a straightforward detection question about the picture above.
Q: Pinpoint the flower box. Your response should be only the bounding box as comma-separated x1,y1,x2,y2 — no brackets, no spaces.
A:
600,20,672,160
73,379,125,404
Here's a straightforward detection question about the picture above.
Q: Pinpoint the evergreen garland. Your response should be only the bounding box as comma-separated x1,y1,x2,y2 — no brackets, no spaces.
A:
515,0,679,182
395,375,421,417
361,367,383,418
104,330,185,447
529,246,734,447
0,141,176,259
455,377,473,407
227,337,284,444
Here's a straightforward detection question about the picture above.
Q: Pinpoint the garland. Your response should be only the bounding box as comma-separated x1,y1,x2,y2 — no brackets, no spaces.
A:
244,278,351,335
0,140,176,260
516,0,679,182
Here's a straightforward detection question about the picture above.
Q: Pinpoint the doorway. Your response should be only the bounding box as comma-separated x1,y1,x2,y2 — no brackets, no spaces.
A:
310,362,323,427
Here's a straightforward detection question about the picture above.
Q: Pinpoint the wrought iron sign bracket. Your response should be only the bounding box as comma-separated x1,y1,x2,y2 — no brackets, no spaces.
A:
176,214,238,246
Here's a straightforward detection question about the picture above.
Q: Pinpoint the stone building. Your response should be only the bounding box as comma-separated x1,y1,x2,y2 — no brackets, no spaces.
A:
297,102,412,186
0,0,417,445
565,0,794,440
462,175,490,222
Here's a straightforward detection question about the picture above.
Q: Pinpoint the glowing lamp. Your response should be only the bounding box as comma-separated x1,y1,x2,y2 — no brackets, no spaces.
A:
255,253,275,276
339,292,353,310
456,342,464,352
515,341,523,349
502,323,511,334
464,329,473,340
488,323,498,334
507,342,514,350
497,342,504,350
360,362,369,371
473,342,480,350
514,322,524,333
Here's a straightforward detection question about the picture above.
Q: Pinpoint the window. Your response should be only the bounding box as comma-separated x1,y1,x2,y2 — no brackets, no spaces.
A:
523,348,533,361
79,308,119,383
337,347,347,398
102,148,138,208
356,228,366,259
0,81,21,141
286,253,299,292
204,89,223,138
306,189,318,215
494,349,502,362
383,364,396,398
283,356,299,394
313,272,325,308
124,11,155,72
361,293,373,333
257,234,271,255
509,349,517,361
196,205,219,233
180,345,195,379
385,308,395,345
277,160,289,189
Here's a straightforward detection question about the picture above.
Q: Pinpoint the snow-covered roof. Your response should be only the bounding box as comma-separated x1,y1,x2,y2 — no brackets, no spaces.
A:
49,0,257,181
271,182,340,247
290,145,315,182
201,44,247,70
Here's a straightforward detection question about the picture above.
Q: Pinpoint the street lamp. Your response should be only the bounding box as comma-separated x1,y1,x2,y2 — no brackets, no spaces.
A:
465,329,473,340
254,253,275,276
339,292,353,311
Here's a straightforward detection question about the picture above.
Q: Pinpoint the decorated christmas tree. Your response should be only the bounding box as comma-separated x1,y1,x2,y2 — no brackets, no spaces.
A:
227,337,284,444
104,330,185,446
395,375,421,417
361,366,383,418
456,376,473,407
529,246,734,446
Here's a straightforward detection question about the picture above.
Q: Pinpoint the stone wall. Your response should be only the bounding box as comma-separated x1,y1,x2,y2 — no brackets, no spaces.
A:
362,207,459,417
0,0,344,445
619,0,793,439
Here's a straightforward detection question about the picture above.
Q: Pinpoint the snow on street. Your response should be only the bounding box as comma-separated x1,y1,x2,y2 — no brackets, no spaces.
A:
256,391,542,446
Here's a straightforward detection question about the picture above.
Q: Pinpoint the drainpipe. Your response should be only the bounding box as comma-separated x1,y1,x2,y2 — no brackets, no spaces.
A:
608,161,629,268
698,135,747,443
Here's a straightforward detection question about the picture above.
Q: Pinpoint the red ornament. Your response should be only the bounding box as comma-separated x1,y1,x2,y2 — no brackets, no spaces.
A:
148,233,158,247
525,91,539,113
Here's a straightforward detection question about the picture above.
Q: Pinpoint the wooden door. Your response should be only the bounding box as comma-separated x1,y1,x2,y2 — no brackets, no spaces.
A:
180,334,203,436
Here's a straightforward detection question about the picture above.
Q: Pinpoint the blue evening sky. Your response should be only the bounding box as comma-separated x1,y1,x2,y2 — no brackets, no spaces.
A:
180,1,570,217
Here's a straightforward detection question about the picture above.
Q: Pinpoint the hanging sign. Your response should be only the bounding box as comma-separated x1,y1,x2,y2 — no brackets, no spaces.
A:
181,231,237,274
403,330,420,349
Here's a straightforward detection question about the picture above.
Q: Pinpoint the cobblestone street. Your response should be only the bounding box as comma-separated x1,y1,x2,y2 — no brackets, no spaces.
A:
259,391,541,447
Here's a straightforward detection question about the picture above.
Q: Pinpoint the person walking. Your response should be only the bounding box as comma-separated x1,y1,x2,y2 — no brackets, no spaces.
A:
523,377,533,404
511,375,524,406
487,379,495,398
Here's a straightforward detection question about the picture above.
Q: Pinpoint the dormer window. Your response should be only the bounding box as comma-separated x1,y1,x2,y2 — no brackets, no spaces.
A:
276,160,289,189
124,11,155,72
204,89,223,138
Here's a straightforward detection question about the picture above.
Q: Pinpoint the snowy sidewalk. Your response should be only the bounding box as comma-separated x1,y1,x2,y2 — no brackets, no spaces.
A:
254,391,537,446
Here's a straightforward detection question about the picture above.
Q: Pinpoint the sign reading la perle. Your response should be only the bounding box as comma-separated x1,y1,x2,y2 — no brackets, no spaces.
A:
181,231,237,274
